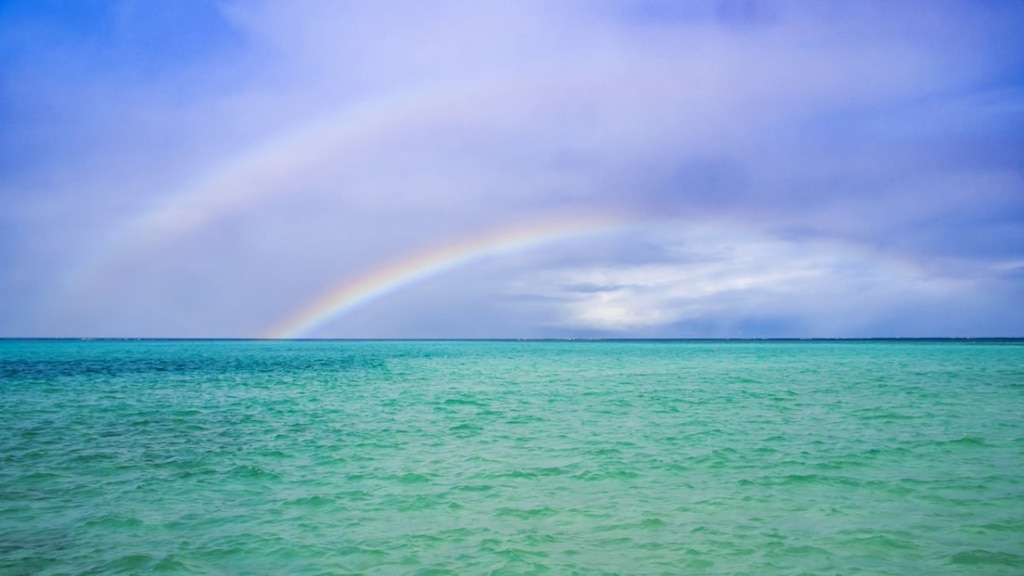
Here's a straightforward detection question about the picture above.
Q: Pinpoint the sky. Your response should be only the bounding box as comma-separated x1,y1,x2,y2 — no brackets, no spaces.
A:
2,0,1023,338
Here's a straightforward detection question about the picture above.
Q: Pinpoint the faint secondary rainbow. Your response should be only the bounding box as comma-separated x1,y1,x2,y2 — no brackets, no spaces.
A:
71,91,445,255
62,74,530,299
264,214,630,339
66,59,628,291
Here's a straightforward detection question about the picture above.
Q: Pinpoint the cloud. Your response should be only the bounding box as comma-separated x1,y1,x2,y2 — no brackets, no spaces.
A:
499,225,977,336
1,0,1022,336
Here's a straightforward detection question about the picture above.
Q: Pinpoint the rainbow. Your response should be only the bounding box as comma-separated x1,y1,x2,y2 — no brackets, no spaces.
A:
264,214,631,339
63,75,521,296
61,63,619,303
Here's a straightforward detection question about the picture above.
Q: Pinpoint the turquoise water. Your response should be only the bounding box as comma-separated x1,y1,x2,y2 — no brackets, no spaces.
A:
2,339,1023,575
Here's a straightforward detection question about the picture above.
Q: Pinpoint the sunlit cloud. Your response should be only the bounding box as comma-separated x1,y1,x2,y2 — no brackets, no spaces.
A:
504,225,973,336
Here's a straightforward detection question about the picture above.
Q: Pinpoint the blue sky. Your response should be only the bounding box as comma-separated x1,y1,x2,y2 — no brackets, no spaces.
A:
2,0,1023,338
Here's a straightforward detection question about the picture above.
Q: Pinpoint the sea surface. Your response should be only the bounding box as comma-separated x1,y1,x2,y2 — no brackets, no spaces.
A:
2,339,1023,575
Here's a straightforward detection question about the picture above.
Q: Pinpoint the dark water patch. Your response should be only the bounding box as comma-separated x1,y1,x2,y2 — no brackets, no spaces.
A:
943,435,990,447
584,446,624,457
638,516,667,529
739,472,864,489
452,483,495,492
852,445,915,461
90,553,157,574
393,494,444,512
151,555,190,572
282,495,334,509
226,464,279,480
847,533,921,552
448,422,482,436
397,472,435,484
441,397,487,407
82,513,145,530
963,520,1024,533
948,549,1024,567
495,506,560,520
504,414,546,425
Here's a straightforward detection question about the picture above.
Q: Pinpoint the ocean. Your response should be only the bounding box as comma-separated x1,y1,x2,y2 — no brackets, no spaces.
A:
1,339,1022,574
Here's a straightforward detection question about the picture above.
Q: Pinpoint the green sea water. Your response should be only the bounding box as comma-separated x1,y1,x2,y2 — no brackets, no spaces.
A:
2,339,1023,575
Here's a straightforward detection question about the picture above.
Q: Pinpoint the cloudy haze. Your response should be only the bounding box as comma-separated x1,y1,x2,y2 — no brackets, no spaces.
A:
2,0,1022,338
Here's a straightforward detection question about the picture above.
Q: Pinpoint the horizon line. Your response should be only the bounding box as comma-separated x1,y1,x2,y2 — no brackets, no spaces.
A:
3,337,1022,342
